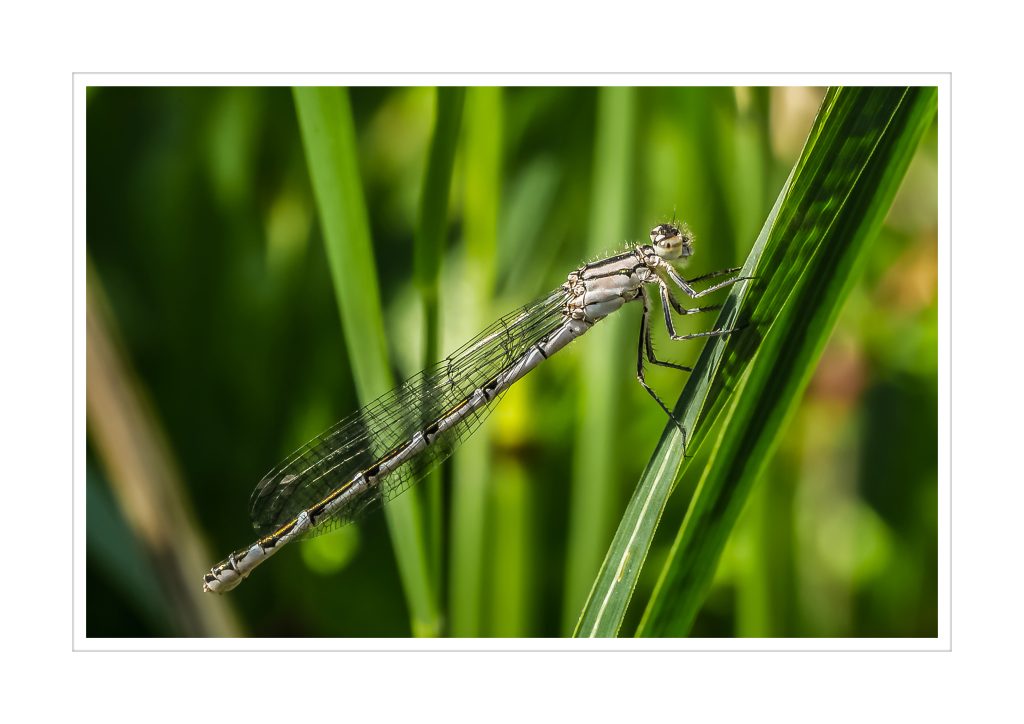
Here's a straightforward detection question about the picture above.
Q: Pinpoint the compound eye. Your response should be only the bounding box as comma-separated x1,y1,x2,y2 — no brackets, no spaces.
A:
650,223,681,244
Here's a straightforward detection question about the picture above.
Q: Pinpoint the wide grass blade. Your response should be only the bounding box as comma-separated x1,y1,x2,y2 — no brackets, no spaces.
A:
293,87,440,637
572,183,771,638
639,86,936,636
576,86,938,638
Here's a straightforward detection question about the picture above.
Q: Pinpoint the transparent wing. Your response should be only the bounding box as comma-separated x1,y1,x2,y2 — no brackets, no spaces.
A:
248,287,571,538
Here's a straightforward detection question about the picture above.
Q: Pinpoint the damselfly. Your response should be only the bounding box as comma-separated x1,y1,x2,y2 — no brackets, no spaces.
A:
203,223,746,593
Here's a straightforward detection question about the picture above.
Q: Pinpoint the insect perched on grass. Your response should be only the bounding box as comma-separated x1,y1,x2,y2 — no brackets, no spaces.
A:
203,223,745,593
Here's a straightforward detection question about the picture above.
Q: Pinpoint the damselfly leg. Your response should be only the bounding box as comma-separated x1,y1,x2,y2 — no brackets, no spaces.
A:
632,264,747,443
663,263,749,300
658,283,722,319
660,264,751,341
636,286,690,435
685,266,743,286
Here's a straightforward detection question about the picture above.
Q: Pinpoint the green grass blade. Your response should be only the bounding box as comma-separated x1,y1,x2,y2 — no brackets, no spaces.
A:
638,86,938,637
575,86,937,638
413,87,465,604
573,183,774,638
733,445,799,636
731,86,785,637
414,87,465,304
450,87,502,637
293,87,440,637
488,460,534,635
561,86,637,633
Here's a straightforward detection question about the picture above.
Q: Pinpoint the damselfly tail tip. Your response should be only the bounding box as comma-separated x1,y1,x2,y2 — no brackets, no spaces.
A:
202,575,234,594
202,565,241,594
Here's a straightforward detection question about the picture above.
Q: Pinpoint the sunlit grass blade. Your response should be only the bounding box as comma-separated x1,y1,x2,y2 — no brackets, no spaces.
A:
638,86,938,637
293,87,440,637
561,86,637,633
413,87,465,605
574,86,938,638
573,182,773,638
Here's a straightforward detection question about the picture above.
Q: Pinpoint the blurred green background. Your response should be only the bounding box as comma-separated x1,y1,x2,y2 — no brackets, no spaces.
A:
86,86,937,638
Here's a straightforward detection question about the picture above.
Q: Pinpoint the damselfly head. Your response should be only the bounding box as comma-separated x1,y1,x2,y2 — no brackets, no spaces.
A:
650,223,693,261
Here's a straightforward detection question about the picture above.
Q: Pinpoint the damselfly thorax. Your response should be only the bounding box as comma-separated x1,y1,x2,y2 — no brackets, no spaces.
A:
202,223,746,593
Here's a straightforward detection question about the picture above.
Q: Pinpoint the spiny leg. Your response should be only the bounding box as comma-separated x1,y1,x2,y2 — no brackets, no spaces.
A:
657,277,738,341
643,288,694,372
663,263,750,299
686,266,742,286
636,287,688,443
659,282,721,318
645,318,691,372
